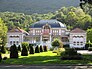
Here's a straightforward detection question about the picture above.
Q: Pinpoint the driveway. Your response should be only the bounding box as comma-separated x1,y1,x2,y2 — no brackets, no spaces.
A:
77,50,92,54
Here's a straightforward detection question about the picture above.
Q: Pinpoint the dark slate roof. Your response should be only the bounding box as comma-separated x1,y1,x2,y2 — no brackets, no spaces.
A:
30,20,66,28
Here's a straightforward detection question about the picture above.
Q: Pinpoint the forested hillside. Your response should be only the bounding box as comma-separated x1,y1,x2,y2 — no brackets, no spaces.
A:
0,0,79,14
0,6,92,31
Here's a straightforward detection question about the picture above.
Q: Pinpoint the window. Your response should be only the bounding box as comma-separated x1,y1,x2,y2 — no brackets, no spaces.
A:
77,36,80,38
10,41,12,45
81,36,83,38
73,42,76,43
73,36,77,38
13,41,15,44
16,41,19,45
10,36,13,38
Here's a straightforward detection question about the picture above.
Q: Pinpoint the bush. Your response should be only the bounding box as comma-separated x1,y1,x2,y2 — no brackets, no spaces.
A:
0,53,2,62
3,57,7,60
85,43,92,50
63,44,69,48
85,43,89,50
40,45,43,52
49,47,54,51
18,45,21,52
60,48,82,60
22,42,29,47
35,45,40,53
43,46,48,52
21,43,28,56
29,44,34,54
1,46,6,54
53,48,65,56
88,47,92,51
52,38,63,48
10,44,18,58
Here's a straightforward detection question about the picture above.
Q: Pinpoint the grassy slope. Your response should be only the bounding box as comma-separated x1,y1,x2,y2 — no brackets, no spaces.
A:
1,51,92,65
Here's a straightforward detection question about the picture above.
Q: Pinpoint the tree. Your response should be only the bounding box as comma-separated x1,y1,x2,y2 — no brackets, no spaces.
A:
0,53,2,62
35,45,40,53
43,46,48,52
21,42,29,47
29,44,34,54
40,45,43,52
87,28,92,43
18,45,21,52
80,0,92,14
0,18,7,46
52,38,63,48
10,44,18,58
66,12,77,27
21,42,28,56
1,46,6,54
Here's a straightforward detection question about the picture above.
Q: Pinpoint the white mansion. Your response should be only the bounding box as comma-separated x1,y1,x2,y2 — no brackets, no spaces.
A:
7,20,86,48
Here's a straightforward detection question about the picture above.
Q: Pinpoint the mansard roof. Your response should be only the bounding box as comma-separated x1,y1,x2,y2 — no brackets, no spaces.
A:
30,20,66,28
70,28,86,33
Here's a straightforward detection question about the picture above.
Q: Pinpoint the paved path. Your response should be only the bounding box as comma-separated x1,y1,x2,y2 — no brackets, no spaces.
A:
77,50,92,54
0,65,92,69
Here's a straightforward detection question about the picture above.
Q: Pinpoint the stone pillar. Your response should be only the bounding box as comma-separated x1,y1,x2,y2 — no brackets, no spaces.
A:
49,35,52,48
40,35,42,45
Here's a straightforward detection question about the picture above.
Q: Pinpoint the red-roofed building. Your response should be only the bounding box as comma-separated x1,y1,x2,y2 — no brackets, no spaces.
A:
70,28,86,48
7,27,29,47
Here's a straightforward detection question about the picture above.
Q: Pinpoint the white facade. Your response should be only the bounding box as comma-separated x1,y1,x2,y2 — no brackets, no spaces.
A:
7,28,28,47
24,20,69,48
69,28,86,48
7,20,86,48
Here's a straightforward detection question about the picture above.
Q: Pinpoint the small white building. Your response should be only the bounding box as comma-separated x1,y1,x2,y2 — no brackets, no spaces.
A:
69,28,86,48
7,27,29,47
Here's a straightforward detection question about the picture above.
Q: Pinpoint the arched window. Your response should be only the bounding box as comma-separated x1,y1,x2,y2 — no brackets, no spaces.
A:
16,41,19,45
10,41,12,45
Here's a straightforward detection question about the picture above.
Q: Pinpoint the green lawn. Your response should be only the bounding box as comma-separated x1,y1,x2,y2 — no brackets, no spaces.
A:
1,51,92,65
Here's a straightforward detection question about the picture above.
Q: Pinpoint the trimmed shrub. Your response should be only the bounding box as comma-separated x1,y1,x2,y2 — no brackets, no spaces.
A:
18,45,21,52
43,46,48,52
35,45,40,53
10,44,18,58
40,45,43,52
88,47,92,51
29,45,34,54
1,46,6,54
21,45,28,56
61,48,82,60
0,53,2,62
22,42,29,51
